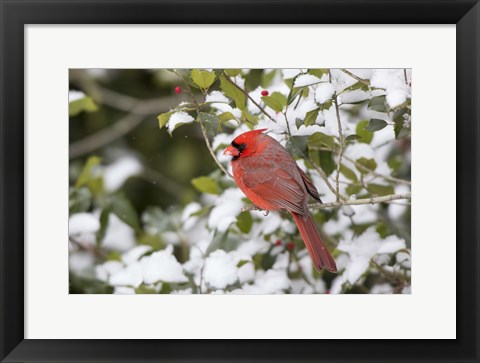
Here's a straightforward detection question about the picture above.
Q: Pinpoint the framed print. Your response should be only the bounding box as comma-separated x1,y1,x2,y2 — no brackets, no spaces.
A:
1,1,479,362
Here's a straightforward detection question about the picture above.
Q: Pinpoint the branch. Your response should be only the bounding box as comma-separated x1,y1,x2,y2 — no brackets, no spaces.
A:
222,72,277,123
69,89,179,159
331,70,345,203
309,193,411,209
340,69,370,86
308,157,348,201
177,71,233,179
199,120,233,179
240,193,411,212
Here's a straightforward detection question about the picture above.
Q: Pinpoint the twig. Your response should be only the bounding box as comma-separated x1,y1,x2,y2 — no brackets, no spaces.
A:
69,90,179,159
199,120,233,179
222,72,277,123
241,192,411,212
69,236,105,259
340,69,370,86
177,72,233,179
332,71,345,203
342,154,411,185
308,158,348,201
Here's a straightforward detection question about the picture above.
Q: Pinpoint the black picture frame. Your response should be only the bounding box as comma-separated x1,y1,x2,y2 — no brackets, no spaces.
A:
1,1,479,362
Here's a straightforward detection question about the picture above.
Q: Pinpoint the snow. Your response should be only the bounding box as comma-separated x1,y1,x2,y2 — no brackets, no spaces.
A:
315,83,335,104
388,184,411,220
272,252,289,269
113,286,136,294
234,269,290,294
140,246,188,284
103,156,142,192
69,212,100,236
370,69,410,108
95,260,123,282
294,74,322,88
386,89,407,108
344,142,375,160
337,228,406,284
69,251,95,275
282,69,305,79
181,202,202,231
167,111,195,134
109,262,143,288
102,213,136,252
203,250,239,289
69,90,86,103
208,188,245,231
121,245,152,265
206,90,230,103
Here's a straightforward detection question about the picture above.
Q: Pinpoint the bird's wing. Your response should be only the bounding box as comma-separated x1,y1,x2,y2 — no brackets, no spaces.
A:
240,155,307,214
297,166,322,204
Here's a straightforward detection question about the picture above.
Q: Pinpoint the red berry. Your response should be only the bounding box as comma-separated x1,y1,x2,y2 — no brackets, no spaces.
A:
274,240,282,246
286,242,295,251
175,86,181,94
261,90,269,96
325,290,331,294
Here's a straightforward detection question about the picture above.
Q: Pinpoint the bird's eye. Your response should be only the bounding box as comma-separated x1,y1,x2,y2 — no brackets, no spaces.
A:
231,141,246,152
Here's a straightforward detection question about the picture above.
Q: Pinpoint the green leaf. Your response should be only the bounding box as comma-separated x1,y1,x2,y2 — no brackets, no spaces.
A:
69,96,98,117
198,112,220,139
237,260,250,268
225,69,241,77
286,135,308,157
206,229,229,256
110,194,141,232
261,70,276,88
339,80,369,94
135,285,158,294
75,156,101,188
365,118,388,132
346,184,362,196
245,69,263,90
308,69,329,78
356,120,373,144
287,88,303,105
270,92,287,108
220,74,246,110
191,176,220,195
340,164,358,182
304,108,320,126
368,95,388,112
157,111,173,129
376,222,389,238
308,132,336,150
318,150,336,176
241,109,258,126
96,205,112,245
356,157,377,172
261,95,283,112
174,69,199,89
345,134,361,143
69,187,92,214
191,69,216,89
218,111,238,124
367,183,395,196
236,211,253,234
393,108,411,139
319,99,333,111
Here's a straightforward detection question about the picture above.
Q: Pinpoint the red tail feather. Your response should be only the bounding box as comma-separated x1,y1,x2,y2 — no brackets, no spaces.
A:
292,212,337,273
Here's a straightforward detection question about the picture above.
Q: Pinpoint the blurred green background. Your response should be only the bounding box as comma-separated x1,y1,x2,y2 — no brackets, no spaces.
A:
69,69,217,213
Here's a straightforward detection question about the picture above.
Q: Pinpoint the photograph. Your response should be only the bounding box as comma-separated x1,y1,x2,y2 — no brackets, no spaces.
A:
68,68,412,295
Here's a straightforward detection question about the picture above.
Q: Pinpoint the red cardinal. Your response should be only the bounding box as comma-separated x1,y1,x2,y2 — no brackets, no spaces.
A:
224,128,337,273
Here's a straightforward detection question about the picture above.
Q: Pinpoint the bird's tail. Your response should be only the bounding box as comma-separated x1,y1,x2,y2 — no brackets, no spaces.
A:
292,212,337,273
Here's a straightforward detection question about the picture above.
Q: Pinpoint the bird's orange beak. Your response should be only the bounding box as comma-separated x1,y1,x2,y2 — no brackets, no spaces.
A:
223,145,240,158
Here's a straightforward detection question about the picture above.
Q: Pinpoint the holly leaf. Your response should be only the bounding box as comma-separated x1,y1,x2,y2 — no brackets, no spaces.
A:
191,69,216,89
191,176,220,195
